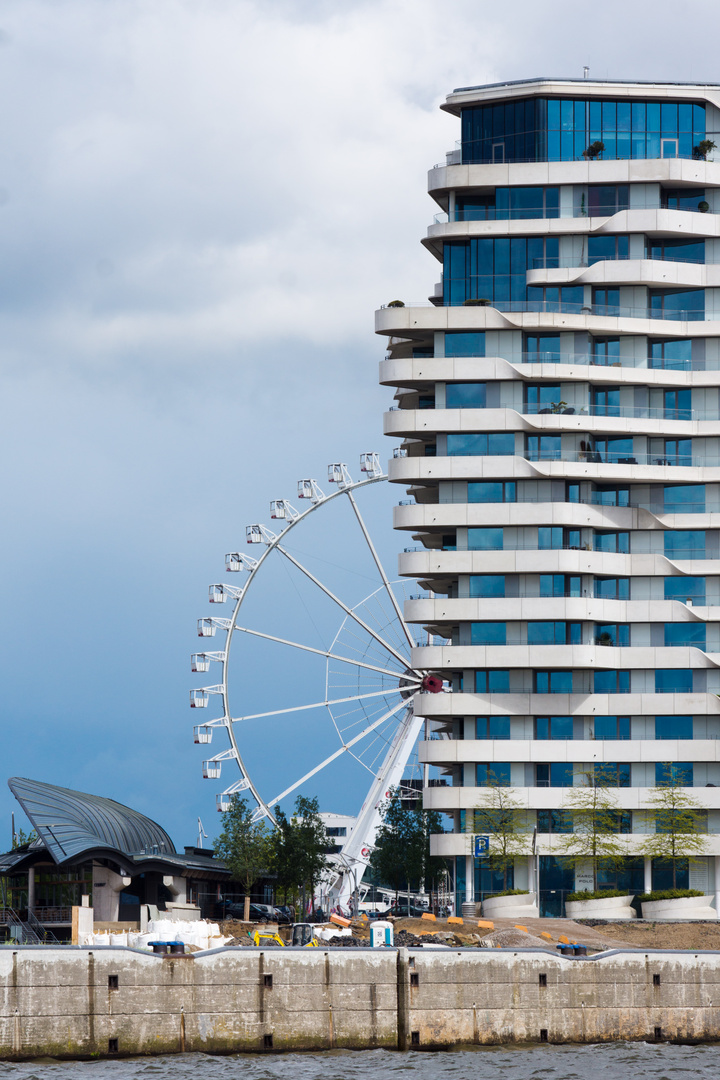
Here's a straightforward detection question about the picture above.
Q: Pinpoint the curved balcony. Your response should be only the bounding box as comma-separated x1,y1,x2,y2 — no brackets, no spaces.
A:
403,596,713,626
384,407,716,440
375,301,720,340
526,258,718,290
380,357,720,390
428,829,720,857
419,739,720,766
412,689,720,719
409,642,720,672
397,550,720,585
427,158,720,197
386,453,720,488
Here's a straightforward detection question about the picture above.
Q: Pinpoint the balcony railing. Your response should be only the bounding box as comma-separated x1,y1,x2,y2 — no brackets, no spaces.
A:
381,300,706,320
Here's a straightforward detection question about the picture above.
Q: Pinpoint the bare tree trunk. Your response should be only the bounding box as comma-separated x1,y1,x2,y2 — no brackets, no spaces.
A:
243,894,250,922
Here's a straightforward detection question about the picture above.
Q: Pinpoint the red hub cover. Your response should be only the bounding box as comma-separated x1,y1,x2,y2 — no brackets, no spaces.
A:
421,674,443,694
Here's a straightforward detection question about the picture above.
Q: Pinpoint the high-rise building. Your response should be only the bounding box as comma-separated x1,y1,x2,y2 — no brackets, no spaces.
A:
376,78,720,917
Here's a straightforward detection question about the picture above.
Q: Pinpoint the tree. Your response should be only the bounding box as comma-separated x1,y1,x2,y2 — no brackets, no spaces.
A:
11,828,37,850
370,789,447,906
473,778,531,891
213,795,272,922
271,796,329,917
554,769,628,892
639,764,707,888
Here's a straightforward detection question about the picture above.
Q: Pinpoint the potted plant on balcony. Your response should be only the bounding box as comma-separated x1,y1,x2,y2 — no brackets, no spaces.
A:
549,400,568,414
387,300,405,307
638,765,713,917
583,141,606,161
464,298,491,306
693,140,717,161
555,771,635,918
474,778,536,917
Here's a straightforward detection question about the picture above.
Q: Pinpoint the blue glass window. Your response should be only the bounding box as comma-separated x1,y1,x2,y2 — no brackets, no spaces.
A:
593,287,620,315
535,716,573,740
650,288,705,320
595,437,634,463
444,333,486,357
528,622,581,645
443,236,558,305
447,433,515,456
594,670,630,693
526,435,561,460
595,762,631,787
588,235,629,263
655,669,693,693
664,577,705,603
594,578,630,600
477,762,511,786
538,527,563,550
446,383,486,407
460,98,705,164
662,438,692,467
587,185,630,215
526,383,561,410
534,671,573,693
664,531,705,558
469,528,504,551
475,716,511,740
468,481,516,503
595,624,630,646
593,387,620,417
540,575,581,597
525,334,561,361
594,715,630,739
594,532,630,553
648,238,705,264
663,390,692,422
664,188,707,211
470,575,506,598
592,337,620,364
593,485,630,506
471,622,507,645
655,715,693,740
655,762,693,786
650,339,692,370
537,809,573,833
536,762,574,787
475,670,510,693
664,623,706,648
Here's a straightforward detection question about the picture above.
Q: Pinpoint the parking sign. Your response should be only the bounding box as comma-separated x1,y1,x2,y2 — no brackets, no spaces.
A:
474,835,490,858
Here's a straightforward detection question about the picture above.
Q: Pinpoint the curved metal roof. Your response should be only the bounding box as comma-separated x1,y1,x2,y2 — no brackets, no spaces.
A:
8,778,176,865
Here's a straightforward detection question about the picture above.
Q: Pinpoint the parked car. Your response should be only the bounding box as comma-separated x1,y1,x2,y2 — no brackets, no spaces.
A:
390,903,429,918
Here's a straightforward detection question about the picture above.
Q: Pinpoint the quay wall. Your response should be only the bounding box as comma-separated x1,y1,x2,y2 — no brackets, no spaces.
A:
1,945,720,1058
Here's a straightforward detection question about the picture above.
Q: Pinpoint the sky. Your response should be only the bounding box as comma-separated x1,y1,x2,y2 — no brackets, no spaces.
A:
2,0,720,851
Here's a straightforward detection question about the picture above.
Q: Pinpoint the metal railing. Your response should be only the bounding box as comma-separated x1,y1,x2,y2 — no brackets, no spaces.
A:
531,253,706,269
433,204,716,223
380,299,707,321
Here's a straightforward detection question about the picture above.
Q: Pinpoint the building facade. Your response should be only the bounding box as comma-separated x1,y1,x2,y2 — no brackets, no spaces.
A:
376,78,720,916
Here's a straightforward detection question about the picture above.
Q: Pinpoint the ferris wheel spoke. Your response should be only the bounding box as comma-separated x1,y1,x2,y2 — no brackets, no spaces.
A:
345,488,416,651
231,686,408,725
275,544,410,668
233,624,418,682
265,698,408,809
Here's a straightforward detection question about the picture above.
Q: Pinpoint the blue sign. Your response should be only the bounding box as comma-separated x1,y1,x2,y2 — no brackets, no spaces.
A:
474,835,490,858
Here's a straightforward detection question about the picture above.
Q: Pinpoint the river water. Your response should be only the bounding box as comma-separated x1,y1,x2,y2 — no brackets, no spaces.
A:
1,1045,720,1080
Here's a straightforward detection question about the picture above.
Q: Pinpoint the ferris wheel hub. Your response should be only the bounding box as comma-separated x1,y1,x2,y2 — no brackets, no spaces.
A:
421,674,443,694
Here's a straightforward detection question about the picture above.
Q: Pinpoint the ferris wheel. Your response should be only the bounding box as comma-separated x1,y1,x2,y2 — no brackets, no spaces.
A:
189,453,443,905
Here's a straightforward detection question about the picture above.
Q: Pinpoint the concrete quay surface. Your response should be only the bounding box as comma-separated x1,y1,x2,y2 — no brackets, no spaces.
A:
3,944,720,1058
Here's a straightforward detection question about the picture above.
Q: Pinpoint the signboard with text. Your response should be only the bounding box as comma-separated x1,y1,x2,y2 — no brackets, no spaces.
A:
474,835,490,858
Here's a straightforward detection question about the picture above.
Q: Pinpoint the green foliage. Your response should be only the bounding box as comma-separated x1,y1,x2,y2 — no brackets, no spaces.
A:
638,768,707,887
213,796,272,897
584,140,605,159
693,140,716,160
553,771,628,891
370,789,447,898
566,888,630,903
12,828,38,850
271,796,329,907
483,889,530,899
387,300,405,307
637,888,704,902
473,780,531,890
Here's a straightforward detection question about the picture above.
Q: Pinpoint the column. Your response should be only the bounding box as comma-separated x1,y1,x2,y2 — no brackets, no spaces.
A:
27,868,35,915
644,857,652,894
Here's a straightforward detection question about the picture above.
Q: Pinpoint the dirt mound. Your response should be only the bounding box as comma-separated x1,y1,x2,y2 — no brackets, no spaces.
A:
480,927,556,950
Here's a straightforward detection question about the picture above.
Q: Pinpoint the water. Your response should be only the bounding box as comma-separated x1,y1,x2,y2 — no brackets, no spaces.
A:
2,1045,720,1080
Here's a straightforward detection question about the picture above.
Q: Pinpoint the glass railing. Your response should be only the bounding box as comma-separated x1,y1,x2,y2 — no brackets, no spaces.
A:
531,254,707,269
384,350,720,371
432,203,716,223
381,299,707,320
522,403,700,421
